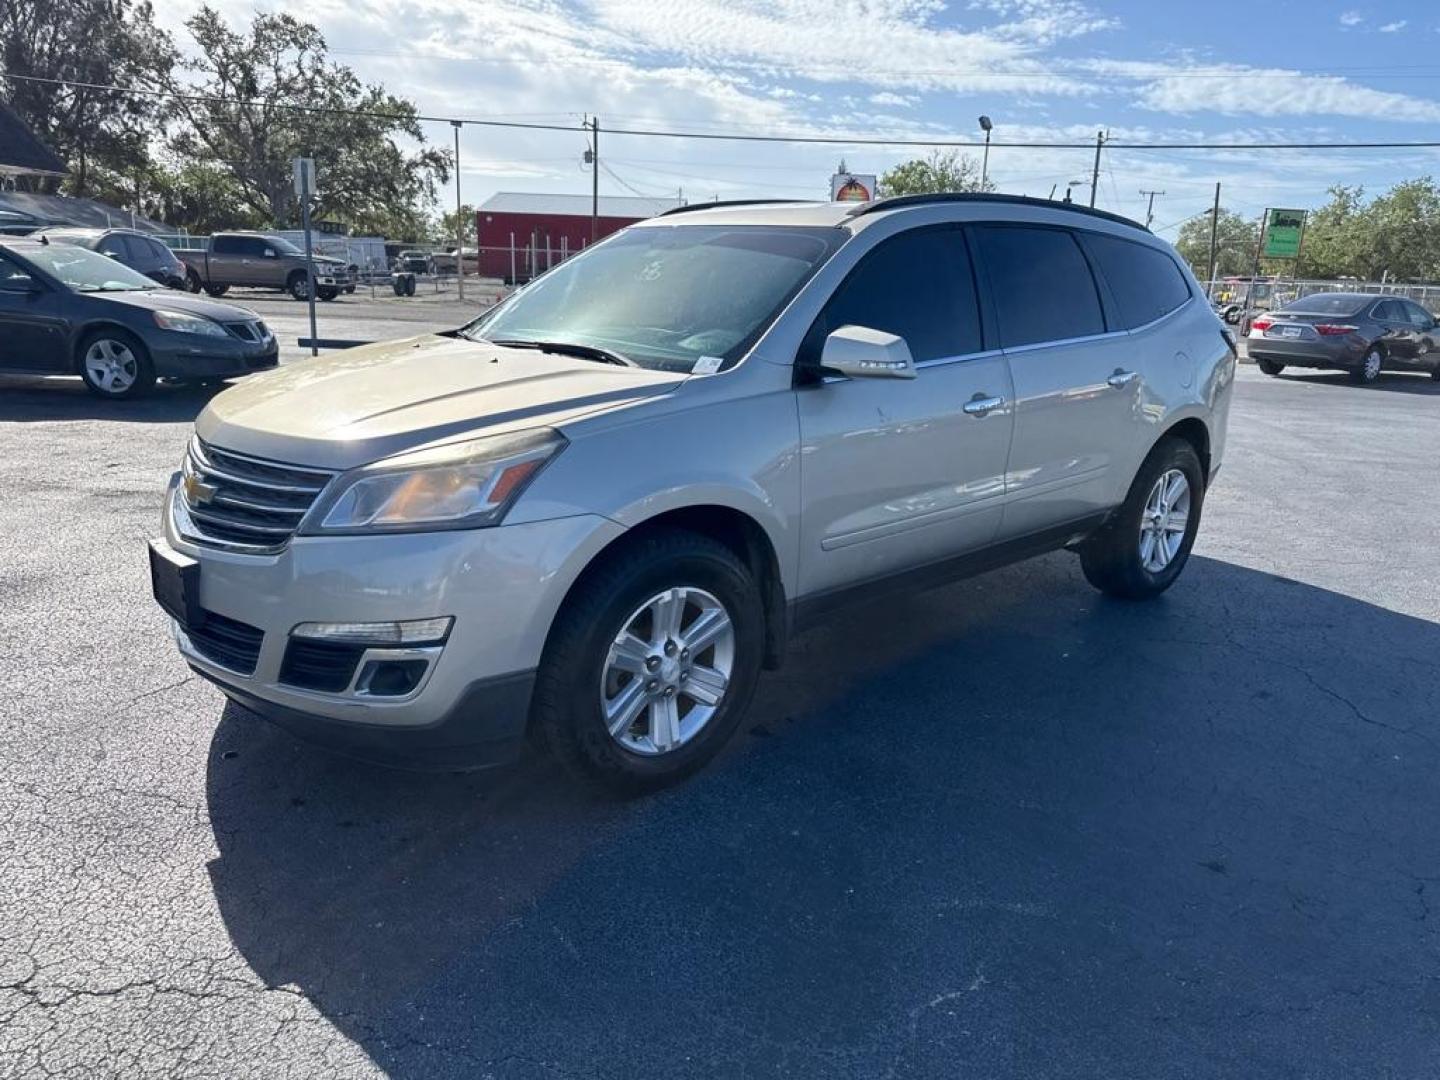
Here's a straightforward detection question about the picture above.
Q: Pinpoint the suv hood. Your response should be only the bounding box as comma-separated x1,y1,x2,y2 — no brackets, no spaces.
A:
196,334,685,470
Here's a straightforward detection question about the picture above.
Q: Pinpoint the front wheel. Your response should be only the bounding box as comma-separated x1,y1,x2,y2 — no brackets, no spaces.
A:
78,330,155,399
1257,359,1285,376
318,288,339,302
1079,437,1204,600
185,270,203,293
532,531,765,795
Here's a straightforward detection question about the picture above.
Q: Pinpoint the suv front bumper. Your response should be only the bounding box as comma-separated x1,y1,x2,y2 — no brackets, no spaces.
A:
157,478,625,768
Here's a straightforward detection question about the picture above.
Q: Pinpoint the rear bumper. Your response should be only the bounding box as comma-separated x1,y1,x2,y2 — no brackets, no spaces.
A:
1247,335,1365,368
200,665,536,770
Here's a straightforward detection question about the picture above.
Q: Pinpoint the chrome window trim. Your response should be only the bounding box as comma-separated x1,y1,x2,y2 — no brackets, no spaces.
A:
1125,294,1195,335
1002,329,1128,357
913,347,1005,371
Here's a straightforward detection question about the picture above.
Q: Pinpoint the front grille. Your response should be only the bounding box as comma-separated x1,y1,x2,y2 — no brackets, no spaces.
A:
179,438,334,553
187,611,264,675
279,638,366,693
223,320,268,343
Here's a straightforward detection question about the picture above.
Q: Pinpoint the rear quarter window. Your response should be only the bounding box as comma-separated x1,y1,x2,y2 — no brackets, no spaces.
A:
1083,233,1192,329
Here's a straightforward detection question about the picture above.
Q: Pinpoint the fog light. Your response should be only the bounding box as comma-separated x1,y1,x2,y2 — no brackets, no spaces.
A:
291,617,453,646
356,658,430,697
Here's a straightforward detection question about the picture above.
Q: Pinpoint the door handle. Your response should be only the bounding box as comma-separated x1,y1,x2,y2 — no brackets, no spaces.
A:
1106,370,1140,389
962,394,1006,417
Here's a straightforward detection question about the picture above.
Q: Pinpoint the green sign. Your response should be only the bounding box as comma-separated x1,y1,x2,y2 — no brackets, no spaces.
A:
1262,208,1307,259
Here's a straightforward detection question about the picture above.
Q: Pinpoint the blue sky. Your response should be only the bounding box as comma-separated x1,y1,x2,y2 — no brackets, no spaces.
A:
157,0,1440,237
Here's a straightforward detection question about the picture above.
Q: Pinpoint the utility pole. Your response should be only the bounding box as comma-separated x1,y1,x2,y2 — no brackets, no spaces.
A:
451,120,464,301
589,116,600,244
1088,129,1105,209
1140,188,1165,229
1206,182,1222,296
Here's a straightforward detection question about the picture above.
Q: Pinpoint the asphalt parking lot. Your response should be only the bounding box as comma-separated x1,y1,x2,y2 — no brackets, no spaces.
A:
2,335,1440,1076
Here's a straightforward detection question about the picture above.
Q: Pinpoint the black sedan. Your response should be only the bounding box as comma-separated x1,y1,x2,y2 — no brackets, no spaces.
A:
1248,292,1440,384
32,226,190,290
0,238,278,399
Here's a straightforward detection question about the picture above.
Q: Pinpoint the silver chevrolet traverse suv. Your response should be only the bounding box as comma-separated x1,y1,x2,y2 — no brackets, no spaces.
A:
150,194,1235,793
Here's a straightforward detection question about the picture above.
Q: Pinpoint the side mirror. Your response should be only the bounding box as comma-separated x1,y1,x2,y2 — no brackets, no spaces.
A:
818,325,917,380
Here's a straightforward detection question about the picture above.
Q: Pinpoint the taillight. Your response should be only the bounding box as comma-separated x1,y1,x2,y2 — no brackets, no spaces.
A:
1251,317,1273,332
1314,324,1357,336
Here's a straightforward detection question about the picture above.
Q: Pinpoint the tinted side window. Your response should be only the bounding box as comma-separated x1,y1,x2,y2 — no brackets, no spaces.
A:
1405,301,1434,328
1372,300,1400,321
212,235,241,255
120,235,156,266
973,226,1105,348
810,228,981,363
96,234,127,260
1084,233,1191,329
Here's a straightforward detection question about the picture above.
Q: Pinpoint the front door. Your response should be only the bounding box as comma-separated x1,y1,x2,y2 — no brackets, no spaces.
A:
0,254,68,373
970,224,1143,538
796,226,1015,599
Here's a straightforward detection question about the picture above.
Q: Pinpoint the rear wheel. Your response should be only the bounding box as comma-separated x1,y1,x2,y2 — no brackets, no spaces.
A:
532,531,764,795
185,269,203,293
1350,348,1383,384
1257,359,1285,376
1079,437,1204,601
203,284,229,298
78,329,155,399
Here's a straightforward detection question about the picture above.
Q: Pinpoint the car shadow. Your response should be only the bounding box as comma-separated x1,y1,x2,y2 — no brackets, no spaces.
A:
1268,369,1440,395
0,375,225,422
204,553,1440,1078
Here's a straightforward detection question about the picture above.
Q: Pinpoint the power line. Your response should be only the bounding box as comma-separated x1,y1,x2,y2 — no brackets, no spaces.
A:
7,72,1440,151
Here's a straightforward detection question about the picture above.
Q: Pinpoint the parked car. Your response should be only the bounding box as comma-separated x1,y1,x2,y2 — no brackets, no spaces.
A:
0,238,278,399
33,226,188,290
1248,292,1440,383
149,194,1234,793
176,232,353,301
394,249,434,274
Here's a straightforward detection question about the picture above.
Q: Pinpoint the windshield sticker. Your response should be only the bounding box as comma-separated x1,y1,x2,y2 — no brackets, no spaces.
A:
691,356,723,375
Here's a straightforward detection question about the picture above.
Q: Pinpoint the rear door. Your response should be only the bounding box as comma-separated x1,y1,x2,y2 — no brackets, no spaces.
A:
0,253,69,373
795,225,1015,598
972,224,1146,538
208,235,246,286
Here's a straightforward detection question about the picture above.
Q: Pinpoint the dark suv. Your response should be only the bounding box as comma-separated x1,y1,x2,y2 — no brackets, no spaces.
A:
33,227,188,290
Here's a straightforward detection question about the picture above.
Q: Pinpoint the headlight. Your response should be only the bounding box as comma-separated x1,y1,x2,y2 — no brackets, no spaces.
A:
301,428,566,535
153,310,228,337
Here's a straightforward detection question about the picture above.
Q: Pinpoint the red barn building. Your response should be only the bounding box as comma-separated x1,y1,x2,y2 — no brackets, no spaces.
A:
475,192,682,282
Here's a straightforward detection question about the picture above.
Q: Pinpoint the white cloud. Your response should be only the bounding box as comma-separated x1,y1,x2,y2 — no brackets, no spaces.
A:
1378,19,1407,32
869,91,918,108
1338,10,1364,26
1083,60,1440,124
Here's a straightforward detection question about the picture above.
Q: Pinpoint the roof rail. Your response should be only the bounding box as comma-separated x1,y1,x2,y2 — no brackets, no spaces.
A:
657,199,817,218
847,192,1149,232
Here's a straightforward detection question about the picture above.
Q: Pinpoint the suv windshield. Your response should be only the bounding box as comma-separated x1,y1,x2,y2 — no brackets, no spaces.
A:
461,224,846,372
25,244,156,292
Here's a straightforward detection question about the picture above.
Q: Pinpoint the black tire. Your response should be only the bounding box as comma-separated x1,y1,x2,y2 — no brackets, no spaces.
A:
344,284,356,294
203,284,229,298
404,276,417,297
185,269,203,293
318,288,338,302
288,272,310,301
1256,359,1285,376
1430,368,1440,381
532,530,765,795
76,328,156,399
1079,436,1205,601
1350,347,1383,384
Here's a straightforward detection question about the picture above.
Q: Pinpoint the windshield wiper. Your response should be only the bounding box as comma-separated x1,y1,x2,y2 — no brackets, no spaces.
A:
488,338,636,367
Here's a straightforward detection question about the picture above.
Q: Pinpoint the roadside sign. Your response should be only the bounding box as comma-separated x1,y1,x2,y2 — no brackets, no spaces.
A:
292,157,317,199
830,173,877,202
1262,208,1306,259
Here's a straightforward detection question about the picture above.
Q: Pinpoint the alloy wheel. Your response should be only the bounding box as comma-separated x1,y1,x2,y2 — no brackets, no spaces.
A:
84,339,138,395
1363,350,1382,381
1138,468,1190,573
599,586,735,755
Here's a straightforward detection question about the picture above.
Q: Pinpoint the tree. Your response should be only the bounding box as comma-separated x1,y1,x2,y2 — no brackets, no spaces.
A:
157,7,450,232
1294,180,1440,282
435,203,477,248
0,0,175,195
879,149,994,197
1175,208,1259,281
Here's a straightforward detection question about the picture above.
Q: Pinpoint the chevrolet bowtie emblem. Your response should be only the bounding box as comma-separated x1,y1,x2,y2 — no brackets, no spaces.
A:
184,472,218,505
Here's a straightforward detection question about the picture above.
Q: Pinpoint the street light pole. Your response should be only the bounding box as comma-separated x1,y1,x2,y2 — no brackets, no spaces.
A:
978,115,993,189
451,120,464,301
